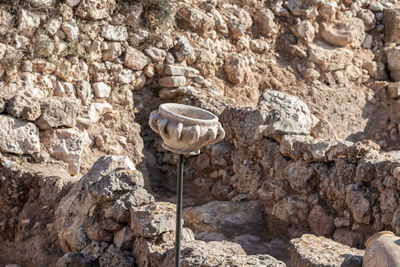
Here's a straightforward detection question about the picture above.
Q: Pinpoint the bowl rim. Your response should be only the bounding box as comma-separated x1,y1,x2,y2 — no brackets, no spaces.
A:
159,103,218,125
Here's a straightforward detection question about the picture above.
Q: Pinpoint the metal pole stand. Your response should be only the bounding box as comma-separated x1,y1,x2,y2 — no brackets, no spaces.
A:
175,154,184,267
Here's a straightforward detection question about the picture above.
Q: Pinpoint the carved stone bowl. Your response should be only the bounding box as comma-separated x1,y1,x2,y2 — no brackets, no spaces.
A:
149,103,225,155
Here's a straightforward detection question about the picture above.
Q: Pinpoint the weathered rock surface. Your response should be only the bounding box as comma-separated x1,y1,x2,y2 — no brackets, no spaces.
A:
35,98,81,130
41,128,83,175
258,90,312,139
321,18,365,48
131,202,176,237
163,240,285,266
101,25,128,42
227,9,252,39
164,65,199,77
0,115,40,154
176,5,215,37
254,8,277,37
384,8,400,44
80,241,109,261
387,48,400,81
55,156,143,252
388,82,400,99
93,82,111,98
98,245,134,267
183,201,264,238
159,76,186,88
56,252,91,267
308,42,353,71
311,119,338,140
224,55,246,85
6,94,41,121
76,0,116,20
18,9,40,33
124,47,150,71
289,234,364,267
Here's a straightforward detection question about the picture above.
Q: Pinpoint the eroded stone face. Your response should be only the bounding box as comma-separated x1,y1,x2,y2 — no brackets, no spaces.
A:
176,5,215,37
41,128,83,175
130,202,176,237
6,94,41,121
321,18,365,48
55,156,142,252
289,234,364,267
35,97,81,130
124,47,150,71
0,115,40,155
162,240,285,267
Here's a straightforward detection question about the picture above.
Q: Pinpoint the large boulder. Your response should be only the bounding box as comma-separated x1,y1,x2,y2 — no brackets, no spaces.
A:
289,234,364,267
163,240,285,266
257,90,312,140
55,156,152,253
0,115,40,154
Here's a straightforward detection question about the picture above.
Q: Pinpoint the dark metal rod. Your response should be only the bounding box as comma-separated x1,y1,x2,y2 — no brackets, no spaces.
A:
175,154,184,267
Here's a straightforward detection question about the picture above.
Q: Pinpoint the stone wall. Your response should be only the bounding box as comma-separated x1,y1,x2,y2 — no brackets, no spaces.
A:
2,0,400,265
157,90,400,249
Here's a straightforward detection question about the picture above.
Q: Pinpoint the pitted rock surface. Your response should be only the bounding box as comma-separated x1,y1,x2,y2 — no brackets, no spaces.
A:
289,234,364,267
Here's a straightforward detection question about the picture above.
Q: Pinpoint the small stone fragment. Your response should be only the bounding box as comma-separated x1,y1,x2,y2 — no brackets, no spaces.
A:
81,241,109,261
62,19,80,42
176,4,215,37
254,8,277,37
388,82,400,99
224,55,246,85
28,0,56,8
93,82,111,98
159,76,186,87
76,0,116,20
56,252,91,267
101,25,128,41
124,47,150,70
114,226,134,249
99,245,134,267
164,65,200,77
144,47,167,62
18,9,40,34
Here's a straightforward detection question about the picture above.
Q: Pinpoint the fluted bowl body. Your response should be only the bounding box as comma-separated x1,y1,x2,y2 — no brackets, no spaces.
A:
149,103,225,155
